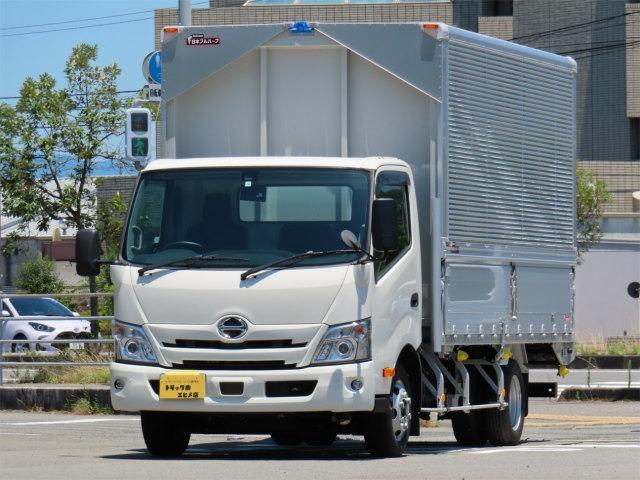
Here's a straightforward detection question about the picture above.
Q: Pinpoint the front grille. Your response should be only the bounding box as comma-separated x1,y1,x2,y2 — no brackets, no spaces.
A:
265,381,317,397
171,360,297,370
163,339,306,350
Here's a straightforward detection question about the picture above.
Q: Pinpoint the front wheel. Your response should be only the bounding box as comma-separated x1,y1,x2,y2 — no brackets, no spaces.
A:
141,412,191,457
364,365,412,457
11,334,30,353
484,360,525,446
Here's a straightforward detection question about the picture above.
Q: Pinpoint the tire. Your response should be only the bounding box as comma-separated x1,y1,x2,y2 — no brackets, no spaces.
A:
364,364,413,457
484,360,525,446
141,412,191,457
451,411,488,446
11,334,29,353
304,429,337,446
451,368,489,447
270,432,303,446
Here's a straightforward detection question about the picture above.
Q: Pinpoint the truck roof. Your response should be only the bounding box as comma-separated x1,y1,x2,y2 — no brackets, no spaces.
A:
143,156,408,172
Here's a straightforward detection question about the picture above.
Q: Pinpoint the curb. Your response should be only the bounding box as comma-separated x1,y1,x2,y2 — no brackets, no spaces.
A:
559,387,640,401
0,384,111,411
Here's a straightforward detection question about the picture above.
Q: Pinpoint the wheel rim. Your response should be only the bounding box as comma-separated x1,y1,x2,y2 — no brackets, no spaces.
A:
13,338,28,353
391,379,412,441
508,375,522,431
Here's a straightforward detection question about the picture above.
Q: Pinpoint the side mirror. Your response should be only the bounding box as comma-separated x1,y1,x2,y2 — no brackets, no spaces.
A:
2,310,10,318
76,229,102,277
372,198,398,251
340,229,361,250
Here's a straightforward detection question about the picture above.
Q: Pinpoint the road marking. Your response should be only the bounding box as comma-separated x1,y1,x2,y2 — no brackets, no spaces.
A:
468,447,582,454
466,444,640,455
0,418,138,426
0,432,41,436
528,414,640,425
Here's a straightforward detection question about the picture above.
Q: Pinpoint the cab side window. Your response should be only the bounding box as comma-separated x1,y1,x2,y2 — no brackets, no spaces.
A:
374,172,411,280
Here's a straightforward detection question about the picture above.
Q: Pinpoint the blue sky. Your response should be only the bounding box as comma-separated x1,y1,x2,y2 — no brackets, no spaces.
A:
0,0,191,98
0,0,204,174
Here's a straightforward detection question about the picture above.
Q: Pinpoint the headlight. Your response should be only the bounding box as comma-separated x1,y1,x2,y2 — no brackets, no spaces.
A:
312,319,371,365
29,322,55,333
114,320,158,364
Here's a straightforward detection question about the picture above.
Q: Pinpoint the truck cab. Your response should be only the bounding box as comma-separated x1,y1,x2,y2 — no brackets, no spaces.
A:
98,157,423,456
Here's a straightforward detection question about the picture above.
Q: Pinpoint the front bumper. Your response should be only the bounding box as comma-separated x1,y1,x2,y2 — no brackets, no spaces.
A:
110,361,375,413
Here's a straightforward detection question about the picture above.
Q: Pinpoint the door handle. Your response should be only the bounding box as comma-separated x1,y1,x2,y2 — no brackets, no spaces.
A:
410,293,419,308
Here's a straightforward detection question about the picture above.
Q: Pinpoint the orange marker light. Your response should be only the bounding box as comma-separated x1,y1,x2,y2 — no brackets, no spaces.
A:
423,23,439,30
164,26,179,33
382,367,396,378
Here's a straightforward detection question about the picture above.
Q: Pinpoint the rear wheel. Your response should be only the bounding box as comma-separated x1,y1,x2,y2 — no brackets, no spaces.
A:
451,368,489,446
270,432,303,446
484,360,525,446
141,412,191,457
451,411,488,446
364,365,412,457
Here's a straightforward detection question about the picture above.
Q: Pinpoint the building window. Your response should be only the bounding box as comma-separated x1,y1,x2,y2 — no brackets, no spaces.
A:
631,119,639,161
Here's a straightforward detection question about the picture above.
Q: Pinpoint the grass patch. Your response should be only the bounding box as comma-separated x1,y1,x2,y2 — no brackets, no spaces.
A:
576,334,640,356
27,366,110,384
67,393,113,415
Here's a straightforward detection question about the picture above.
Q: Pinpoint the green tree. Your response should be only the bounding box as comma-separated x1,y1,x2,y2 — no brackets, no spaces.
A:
15,255,65,295
0,44,130,233
94,191,127,333
96,190,127,259
576,166,612,254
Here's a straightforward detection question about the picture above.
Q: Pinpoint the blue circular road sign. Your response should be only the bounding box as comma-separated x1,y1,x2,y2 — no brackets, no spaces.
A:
142,51,162,84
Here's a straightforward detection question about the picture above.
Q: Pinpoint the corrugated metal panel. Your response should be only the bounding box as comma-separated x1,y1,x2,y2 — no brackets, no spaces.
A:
446,40,575,248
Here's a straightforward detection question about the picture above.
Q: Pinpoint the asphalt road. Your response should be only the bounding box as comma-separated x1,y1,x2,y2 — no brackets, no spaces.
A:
1,399,639,480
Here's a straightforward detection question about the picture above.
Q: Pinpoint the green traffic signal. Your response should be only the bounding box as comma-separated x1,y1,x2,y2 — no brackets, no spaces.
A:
132,137,149,157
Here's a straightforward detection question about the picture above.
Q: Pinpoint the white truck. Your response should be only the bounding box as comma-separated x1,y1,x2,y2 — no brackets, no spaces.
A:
76,21,577,457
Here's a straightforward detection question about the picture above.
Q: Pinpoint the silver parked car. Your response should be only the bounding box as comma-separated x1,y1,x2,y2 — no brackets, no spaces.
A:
1,296,91,352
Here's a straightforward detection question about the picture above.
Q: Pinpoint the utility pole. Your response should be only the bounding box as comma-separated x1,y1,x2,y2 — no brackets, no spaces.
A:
179,0,192,26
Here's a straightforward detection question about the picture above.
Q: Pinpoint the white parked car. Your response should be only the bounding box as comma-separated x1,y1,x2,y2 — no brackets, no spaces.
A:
1,296,91,353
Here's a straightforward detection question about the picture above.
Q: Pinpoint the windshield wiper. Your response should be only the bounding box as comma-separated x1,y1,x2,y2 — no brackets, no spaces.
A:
240,249,360,281
138,254,249,276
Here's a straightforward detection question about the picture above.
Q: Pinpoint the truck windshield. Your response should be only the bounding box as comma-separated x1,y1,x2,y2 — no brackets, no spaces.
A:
123,168,370,269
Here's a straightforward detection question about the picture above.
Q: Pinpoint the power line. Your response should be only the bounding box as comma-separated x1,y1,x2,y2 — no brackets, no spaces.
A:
0,1,209,37
1,10,152,31
0,1,209,31
0,90,141,100
508,10,638,43
0,17,152,37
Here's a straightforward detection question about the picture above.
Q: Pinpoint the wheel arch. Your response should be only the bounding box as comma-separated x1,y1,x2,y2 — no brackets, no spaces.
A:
397,344,422,436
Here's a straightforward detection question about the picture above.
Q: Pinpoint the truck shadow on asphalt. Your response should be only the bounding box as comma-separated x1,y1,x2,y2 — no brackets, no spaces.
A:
100,438,547,461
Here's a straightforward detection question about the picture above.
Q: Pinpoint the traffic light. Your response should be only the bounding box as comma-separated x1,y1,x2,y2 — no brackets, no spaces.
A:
126,108,152,162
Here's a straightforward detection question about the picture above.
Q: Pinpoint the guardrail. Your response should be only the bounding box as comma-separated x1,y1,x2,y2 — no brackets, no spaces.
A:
0,292,114,385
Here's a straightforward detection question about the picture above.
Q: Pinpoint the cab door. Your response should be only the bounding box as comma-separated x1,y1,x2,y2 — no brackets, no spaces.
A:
371,168,422,391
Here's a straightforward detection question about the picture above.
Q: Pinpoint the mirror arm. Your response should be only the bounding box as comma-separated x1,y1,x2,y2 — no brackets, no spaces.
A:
95,259,118,266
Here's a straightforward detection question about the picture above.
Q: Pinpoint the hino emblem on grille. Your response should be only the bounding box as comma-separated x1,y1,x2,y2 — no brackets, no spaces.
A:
217,316,248,339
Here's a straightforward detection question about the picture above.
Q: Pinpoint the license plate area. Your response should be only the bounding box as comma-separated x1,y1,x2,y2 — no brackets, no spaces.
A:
159,371,205,399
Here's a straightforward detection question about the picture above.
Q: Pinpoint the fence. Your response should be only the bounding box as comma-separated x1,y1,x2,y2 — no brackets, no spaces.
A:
0,292,114,385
